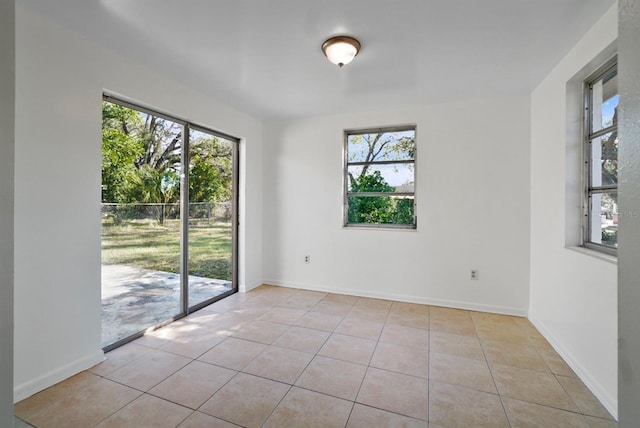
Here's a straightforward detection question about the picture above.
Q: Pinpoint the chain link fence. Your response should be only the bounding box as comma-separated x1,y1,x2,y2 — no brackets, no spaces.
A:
102,202,232,226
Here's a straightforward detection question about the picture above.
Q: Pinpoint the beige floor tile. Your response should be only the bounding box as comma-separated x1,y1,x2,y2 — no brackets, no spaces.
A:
584,415,618,428
430,331,485,360
251,284,298,299
429,381,509,428
278,291,326,310
260,306,307,324
134,328,180,349
178,411,240,427
200,373,289,428
234,296,278,310
195,312,247,335
347,404,428,428
182,312,225,326
26,378,141,427
105,348,191,391
387,311,430,329
295,355,367,400
311,300,354,316
224,307,270,323
492,364,580,412
148,361,236,409
322,293,360,305
512,318,550,342
380,323,429,348
538,347,577,376
472,313,531,345
272,326,330,354
230,320,288,344
159,329,227,359
197,337,266,370
334,316,384,340
95,394,192,428
348,305,390,321
502,397,590,428
482,340,549,372
355,297,393,310
318,333,377,365
90,342,151,376
430,352,496,393
263,387,352,428
294,311,344,331
529,335,554,349
556,375,614,420
391,301,430,314
243,346,313,384
356,367,429,421
429,307,476,336
14,371,101,419
371,342,429,378
388,302,430,329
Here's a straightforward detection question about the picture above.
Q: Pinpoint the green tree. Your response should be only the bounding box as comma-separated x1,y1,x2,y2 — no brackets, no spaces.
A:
348,171,395,223
189,136,232,203
101,103,144,203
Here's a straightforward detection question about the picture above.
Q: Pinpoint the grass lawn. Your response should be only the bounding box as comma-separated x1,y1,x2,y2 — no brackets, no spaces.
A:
101,218,232,280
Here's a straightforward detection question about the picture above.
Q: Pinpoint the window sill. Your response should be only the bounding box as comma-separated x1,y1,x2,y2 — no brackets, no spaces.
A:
565,245,617,265
343,225,417,232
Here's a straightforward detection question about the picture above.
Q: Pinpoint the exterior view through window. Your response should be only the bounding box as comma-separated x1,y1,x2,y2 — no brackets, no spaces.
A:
584,59,618,254
101,96,238,350
344,126,416,228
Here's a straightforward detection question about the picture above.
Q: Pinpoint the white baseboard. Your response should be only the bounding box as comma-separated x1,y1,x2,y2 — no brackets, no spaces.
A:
529,316,618,420
239,281,262,293
14,350,105,403
261,279,528,317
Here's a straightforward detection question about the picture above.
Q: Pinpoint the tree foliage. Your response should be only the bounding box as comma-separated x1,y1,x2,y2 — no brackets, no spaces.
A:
101,102,232,223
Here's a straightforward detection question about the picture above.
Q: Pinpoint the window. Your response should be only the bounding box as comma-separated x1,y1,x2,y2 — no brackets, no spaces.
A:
584,58,618,254
344,126,416,228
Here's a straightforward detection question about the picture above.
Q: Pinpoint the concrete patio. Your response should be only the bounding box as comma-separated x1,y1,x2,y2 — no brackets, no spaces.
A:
101,264,232,347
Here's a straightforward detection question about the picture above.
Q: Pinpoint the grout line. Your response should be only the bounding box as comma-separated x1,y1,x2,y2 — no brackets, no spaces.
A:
471,311,513,428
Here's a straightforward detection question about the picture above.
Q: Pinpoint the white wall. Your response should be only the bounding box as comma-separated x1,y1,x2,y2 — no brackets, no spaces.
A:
14,6,263,401
0,0,15,424
263,97,531,315
529,4,618,417
618,0,640,425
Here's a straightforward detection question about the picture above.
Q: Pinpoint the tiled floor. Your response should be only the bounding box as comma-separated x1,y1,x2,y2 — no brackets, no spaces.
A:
15,285,617,428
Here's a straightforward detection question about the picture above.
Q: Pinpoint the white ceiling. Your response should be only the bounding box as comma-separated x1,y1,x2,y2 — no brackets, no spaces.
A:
22,0,615,120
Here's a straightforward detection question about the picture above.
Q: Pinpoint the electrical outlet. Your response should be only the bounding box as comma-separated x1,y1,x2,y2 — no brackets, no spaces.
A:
304,255,311,264
470,269,479,280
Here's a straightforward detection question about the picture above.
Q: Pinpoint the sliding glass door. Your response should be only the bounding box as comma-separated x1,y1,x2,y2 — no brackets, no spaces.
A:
187,127,236,309
101,96,238,350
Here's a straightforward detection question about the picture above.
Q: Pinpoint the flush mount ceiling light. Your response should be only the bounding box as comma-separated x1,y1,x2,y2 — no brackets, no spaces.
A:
321,36,361,67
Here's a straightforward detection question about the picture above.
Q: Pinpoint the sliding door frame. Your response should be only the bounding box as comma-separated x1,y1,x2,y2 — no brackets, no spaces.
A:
101,94,239,351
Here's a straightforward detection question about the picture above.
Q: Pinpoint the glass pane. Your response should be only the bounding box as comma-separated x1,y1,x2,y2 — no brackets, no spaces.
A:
101,101,183,348
347,129,415,162
348,163,414,193
590,132,617,187
347,195,414,225
591,68,618,133
188,129,234,308
589,192,618,248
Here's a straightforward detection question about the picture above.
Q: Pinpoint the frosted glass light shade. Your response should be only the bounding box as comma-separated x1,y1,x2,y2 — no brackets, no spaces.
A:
322,36,361,67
